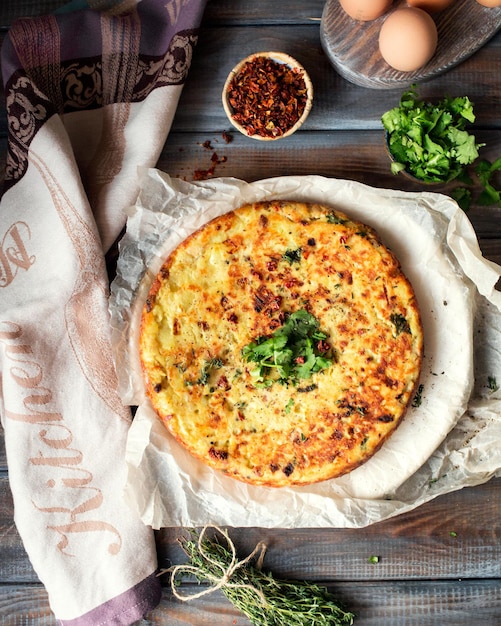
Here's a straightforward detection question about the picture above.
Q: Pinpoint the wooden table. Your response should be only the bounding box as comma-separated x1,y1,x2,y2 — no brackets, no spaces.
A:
1,1,500,624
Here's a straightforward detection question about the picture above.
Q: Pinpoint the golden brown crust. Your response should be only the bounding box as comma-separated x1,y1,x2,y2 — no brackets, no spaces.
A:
139,201,423,487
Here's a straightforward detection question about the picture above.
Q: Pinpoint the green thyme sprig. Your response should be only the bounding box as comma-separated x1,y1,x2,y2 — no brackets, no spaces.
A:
167,527,355,626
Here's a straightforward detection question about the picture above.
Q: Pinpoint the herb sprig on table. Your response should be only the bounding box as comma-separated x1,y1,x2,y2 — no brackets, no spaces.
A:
166,527,355,626
241,309,333,387
382,85,484,184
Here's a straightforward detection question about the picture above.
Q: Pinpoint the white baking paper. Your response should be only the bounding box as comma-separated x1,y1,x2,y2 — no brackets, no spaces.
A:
109,171,501,529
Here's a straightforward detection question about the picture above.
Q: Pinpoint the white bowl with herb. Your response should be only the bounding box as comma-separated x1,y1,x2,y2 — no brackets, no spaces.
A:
382,86,484,184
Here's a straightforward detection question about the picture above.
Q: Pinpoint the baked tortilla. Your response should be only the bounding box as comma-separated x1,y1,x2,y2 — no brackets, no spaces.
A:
139,200,423,487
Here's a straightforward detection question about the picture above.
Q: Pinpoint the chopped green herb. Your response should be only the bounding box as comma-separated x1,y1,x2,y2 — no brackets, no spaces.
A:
449,531,457,537
197,357,224,385
368,555,380,564
326,212,348,225
390,313,411,336
412,383,424,408
285,398,295,414
242,309,333,387
382,85,484,184
488,376,499,393
282,247,302,264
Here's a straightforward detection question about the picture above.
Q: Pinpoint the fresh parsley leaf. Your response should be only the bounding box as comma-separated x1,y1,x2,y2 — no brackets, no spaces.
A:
382,85,484,184
488,376,499,393
412,383,424,408
242,309,333,386
282,247,302,264
390,313,411,336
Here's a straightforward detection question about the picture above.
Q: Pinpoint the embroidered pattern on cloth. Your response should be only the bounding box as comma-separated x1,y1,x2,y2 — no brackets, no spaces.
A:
4,29,198,190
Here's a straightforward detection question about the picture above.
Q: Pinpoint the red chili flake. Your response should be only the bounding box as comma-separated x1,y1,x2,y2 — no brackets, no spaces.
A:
317,339,331,353
253,285,282,314
222,130,233,143
193,151,227,180
209,447,228,461
227,56,308,139
193,168,211,181
217,375,230,390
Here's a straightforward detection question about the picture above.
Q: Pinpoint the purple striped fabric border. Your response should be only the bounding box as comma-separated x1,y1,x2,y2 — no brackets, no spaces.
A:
58,571,162,625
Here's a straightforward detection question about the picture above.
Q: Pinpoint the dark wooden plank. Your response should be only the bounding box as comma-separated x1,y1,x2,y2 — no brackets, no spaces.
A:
155,479,501,582
201,0,326,26
478,239,501,266
0,436,5,472
167,25,501,134
3,127,501,212
150,579,501,625
1,579,500,625
0,475,39,583
154,128,501,246
0,586,56,625
0,0,327,30
3,472,498,585
1,24,501,136
320,0,501,89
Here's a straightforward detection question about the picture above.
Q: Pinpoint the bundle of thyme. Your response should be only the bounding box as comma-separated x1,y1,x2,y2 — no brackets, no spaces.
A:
165,526,355,626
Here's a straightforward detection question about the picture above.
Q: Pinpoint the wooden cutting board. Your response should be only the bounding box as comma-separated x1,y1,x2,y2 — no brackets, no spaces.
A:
320,0,501,89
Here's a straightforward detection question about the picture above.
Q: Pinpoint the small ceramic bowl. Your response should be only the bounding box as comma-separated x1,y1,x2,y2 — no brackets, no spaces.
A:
222,51,313,141
384,132,451,186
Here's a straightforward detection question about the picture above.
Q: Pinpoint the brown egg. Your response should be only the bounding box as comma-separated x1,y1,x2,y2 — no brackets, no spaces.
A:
339,0,393,21
476,0,501,6
407,0,455,12
379,7,438,71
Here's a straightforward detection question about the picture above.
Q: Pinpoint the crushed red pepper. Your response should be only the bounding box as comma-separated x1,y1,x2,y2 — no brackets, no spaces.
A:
193,151,227,180
227,56,308,138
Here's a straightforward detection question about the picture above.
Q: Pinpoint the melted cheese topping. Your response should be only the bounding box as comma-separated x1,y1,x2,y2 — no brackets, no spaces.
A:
139,201,423,487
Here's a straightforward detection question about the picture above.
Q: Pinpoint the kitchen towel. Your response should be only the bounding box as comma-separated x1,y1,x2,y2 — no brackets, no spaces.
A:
0,0,207,623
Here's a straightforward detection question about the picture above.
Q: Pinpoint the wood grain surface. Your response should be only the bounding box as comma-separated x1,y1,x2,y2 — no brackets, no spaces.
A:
320,0,501,89
0,1,500,625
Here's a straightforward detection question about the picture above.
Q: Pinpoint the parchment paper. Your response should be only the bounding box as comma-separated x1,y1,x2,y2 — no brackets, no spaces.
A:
109,171,501,529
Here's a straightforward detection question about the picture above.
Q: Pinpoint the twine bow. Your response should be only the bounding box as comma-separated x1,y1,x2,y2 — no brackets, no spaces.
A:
159,526,268,604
